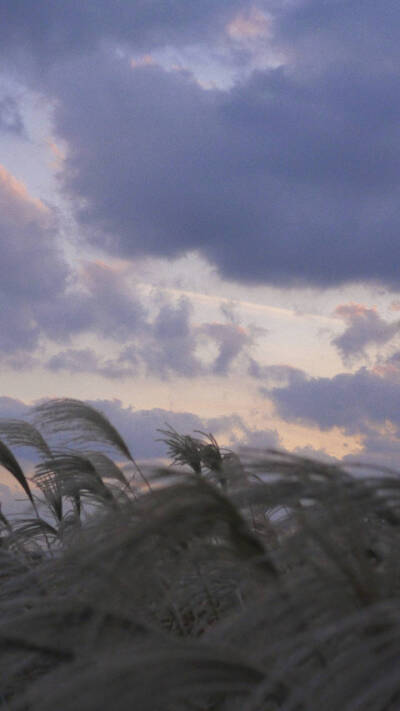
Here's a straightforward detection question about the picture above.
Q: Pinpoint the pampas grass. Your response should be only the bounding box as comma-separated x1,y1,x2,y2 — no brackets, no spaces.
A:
0,399,399,709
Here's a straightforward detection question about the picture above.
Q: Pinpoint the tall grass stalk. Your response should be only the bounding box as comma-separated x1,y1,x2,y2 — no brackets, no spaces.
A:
0,400,399,709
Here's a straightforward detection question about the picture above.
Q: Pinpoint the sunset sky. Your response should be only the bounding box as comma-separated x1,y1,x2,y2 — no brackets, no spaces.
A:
1,0,400,508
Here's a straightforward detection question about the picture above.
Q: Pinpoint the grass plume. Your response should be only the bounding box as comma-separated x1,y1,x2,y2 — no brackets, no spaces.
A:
0,399,398,708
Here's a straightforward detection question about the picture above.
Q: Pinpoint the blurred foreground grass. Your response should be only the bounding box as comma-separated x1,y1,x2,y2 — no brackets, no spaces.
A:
0,399,399,709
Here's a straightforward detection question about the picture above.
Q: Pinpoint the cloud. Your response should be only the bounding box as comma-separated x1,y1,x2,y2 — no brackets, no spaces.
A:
0,95,24,135
332,303,400,362
46,348,137,380
3,0,400,378
248,360,305,387
2,3,400,289
0,0,243,74
0,481,31,516
0,165,67,352
47,348,99,374
137,296,202,378
226,7,272,41
0,352,39,371
138,296,259,378
84,399,280,460
342,423,400,470
30,30,400,290
200,322,253,375
0,221,148,360
268,367,400,436
43,291,253,380
0,220,260,380
255,360,400,468
0,164,181,367
69,261,146,341
232,426,279,451
275,0,400,73
32,259,147,348
372,349,400,383
0,396,30,419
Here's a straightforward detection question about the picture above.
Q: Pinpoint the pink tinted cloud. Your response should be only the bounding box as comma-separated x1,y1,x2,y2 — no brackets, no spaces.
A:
226,7,272,40
332,302,400,362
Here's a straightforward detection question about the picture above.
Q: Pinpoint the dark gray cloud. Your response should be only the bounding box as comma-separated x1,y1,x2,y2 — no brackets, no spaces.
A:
4,248,148,365
129,296,203,378
3,0,400,398
269,367,400,435
342,424,400,472
345,426,398,462
0,166,68,353
0,95,24,134
43,261,146,343
231,426,279,451
0,0,242,74
43,292,254,380
0,351,39,372
135,297,254,378
200,322,253,375
260,360,400,469
46,347,137,380
47,348,100,374
375,351,400,383
0,198,147,356
41,42,400,289
2,2,400,288
276,0,400,71
0,171,148,360
248,360,305,387
332,304,400,362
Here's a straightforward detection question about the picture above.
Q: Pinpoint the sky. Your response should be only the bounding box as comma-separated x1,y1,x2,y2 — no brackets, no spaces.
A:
1,0,400,505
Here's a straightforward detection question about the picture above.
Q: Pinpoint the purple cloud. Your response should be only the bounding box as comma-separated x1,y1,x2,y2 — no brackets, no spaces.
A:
43,290,253,380
0,396,30,420
0,1,242,72
0,95,24,135
332,303,400,362
248,361,305,388
201,322,253,375
2,2,400,289
46,348,137,380
269,367,400,436
0,166,67,353
137,296,202,378
36,260,146,344
41,50,400,289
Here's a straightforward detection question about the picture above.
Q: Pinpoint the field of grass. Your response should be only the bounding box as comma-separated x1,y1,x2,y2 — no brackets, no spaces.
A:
0,398,399,709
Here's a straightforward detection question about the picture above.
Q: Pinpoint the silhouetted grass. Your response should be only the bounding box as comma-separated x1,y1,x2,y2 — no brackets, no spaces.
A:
0,399,399,709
